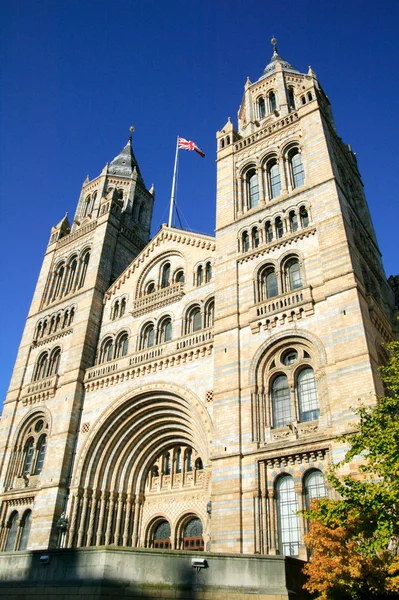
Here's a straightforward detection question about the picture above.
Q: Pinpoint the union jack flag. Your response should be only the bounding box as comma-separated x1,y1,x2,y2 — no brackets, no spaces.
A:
178,137,205,158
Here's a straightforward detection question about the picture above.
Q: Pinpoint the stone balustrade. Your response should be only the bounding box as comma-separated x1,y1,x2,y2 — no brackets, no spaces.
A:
131,283,185,317
249,286,314,333
21,374,59,406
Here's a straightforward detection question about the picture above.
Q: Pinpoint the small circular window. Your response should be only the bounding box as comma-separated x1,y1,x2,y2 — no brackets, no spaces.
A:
35,420,44,433
282,349,298,366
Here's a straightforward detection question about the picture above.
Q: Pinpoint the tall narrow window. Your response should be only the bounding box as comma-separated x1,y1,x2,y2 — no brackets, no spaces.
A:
115,333,129,358
188,307,202,333
269,91,277,112
197,265,204,286
164,453,171,475
300,207,309,228
34,353,48,381
252,228,260,248
289,211,298,233
285,258,302,290
142,324,155,349
288,87,295,110
5,512,19,552
261,268,278,300
65,258,78,294
112,301,120,320
34,436,47,475
22,439,34,477
276,476,300,556
275,217,284,238
83,195,91,217
120,298,126,317
248,170,259,208
269,162,281,198
175,270,185,283
48,348,61,376
242,231,249,252
53,265,65,300
258,97,266,119
186,449,193,472
161,263,171,288
265,221,273,243
297,368,319,422
290,150,305,188
304,471,327,510
205,300,214,328
159,318,172,343
146,282,155,294
78,252,90,289
205,262,212,283
272,375,292,428
100,338,113,363
175,448,182,473
19,510,32,551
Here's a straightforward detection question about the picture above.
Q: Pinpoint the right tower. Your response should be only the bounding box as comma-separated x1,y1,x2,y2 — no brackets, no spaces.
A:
212,40,396,557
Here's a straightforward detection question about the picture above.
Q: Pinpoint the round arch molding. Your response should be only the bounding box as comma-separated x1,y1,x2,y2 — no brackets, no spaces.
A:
66,382,212,549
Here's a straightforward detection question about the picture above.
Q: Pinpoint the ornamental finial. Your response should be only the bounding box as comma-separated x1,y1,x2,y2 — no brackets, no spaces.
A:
129,125,135,142
271,36,278,55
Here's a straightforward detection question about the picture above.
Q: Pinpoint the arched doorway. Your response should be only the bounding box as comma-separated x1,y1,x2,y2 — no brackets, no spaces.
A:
183,517,204,551
153,520,171,549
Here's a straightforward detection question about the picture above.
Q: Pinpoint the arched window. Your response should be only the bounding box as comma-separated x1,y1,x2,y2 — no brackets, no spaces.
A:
112,301,119,320
153,520,171,549
304,470,327,510
175,269,185,283
22,439,35,477
220,139,225,149
288,87,295,110
146,281,156,294
195,457,203,470
34,435,47,475
252,228,260,249
258,97,266,119
242,231,249,252
269,161,281,199
53,264,65,300
69,307,75,325
276,476,300,556
83,195,91,217
49,316,55,334
78,252,90,289
272,375,292,428
260,267,278,300
161,263,171,288
159,317,172,343
100,338,113,363
48,347,61,376
91,192,97,212
300,207,309,228
197,265,204,286
5,512,19,552
290,150,305,188
248,170,259,208
289,211,298,233
269,91,277,112
141,323,155,349
285,258,302,291
205,262,212,283
115,333,129,358
55,314,61,331
297,367,319,422
205,300,214,328
183,518,204,551
188,307,202,333
34,352,49,381
120,298,126,317
307,91,313,101
19,510,32,551
265,221,273,243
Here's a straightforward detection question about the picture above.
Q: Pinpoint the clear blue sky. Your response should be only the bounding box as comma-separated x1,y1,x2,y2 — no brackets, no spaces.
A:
1,0,398,402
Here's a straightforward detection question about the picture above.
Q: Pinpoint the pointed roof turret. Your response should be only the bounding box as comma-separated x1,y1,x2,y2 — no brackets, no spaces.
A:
257,37,300,82
108,136,144,183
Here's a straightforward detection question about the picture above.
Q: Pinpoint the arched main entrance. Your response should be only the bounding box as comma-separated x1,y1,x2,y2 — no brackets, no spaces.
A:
183,517,204,551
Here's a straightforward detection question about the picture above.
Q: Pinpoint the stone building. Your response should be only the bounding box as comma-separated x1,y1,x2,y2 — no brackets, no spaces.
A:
0,43,396,560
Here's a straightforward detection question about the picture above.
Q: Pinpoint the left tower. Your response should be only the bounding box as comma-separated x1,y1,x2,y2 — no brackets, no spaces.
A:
0,137,154,549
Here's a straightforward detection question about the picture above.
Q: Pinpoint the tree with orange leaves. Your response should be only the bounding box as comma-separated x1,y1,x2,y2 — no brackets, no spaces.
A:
303,342,399,600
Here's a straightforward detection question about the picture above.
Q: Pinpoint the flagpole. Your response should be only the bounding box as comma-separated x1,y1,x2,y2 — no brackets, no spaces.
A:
168,136,179,227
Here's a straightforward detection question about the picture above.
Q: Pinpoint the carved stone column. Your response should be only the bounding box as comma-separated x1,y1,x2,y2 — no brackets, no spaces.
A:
113,492,125,546
236,175,243,216
132,497,142,547
104,492,116,545
86,490,99,546
279,156,287,194
96,490,108,546
77,489,90,547
122,494,134,547
67,491,81,548
258,166,265,206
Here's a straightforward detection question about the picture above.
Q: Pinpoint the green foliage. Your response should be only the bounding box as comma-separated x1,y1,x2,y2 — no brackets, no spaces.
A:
303,342,399,599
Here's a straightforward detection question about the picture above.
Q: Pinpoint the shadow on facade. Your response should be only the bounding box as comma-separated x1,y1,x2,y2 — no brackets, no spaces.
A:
0,547,310,599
